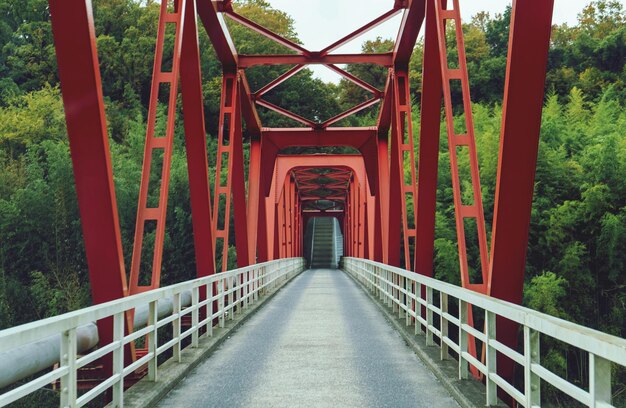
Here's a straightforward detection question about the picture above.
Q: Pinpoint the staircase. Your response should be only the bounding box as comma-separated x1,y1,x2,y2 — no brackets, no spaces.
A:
310,218,336,268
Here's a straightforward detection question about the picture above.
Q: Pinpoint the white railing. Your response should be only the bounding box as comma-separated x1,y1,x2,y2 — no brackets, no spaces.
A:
0,258,305,407
343,257,626,408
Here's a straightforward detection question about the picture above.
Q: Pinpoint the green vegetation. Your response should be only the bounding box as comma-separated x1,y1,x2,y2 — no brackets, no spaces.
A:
0,0,624,404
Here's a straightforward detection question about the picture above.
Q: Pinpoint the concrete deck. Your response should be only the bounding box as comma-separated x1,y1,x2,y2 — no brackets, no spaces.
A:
155,269,459,408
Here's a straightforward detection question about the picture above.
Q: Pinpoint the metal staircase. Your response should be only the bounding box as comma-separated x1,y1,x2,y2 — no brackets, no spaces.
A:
310,218,337,269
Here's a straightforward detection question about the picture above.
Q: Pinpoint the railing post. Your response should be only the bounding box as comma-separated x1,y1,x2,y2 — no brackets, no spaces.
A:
173,293,181,362
440,293,449,360
244,269,249,309
590,353,612,406
459,300,469,380
235,273,241,314
219,278,225,328
148,300,158,381
524,326,540,406
426,286,434,346
229,275,235,320
416,282,423,335
112,312,125,407
398,275,402,318
393,272,398,313
60,328,77,408
405,278,411,326
207,283,214,337
485,310,497,405
191,286,199,348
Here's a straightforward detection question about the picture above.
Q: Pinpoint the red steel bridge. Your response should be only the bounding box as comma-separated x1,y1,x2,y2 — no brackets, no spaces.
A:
1,1,625,407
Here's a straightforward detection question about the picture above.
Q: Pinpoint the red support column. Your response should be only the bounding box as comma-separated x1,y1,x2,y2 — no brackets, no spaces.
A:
414,0,443,278
391,70,419,270
49,0,128,373
232,78,251,267
374,138,390,262
247,138,262,263
180,0,215,278
213,74,250,270
489,0,555,386
129,0,186,294
358,183,366,258
387,74,402,267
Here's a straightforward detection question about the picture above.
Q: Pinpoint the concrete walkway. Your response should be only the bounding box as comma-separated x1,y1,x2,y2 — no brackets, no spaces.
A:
156,269,459,408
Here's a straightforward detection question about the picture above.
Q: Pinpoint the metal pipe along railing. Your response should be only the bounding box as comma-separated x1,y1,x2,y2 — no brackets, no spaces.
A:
0,258,305,407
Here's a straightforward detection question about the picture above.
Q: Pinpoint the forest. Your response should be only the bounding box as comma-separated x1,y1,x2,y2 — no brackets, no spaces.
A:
0,0,624,404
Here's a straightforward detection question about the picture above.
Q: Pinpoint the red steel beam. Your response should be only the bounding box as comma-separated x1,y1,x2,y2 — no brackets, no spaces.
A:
225,10,310,55
489,0,555,388
239,53,394,68
414,0,442,278
239,72,262,138
325,64,382,96
256,99,318,128
180,0,216,278
393,0,426,69
376,70,394,138
321,98,381,128
255,64,305,98
49,0,129,379
320,8,403,56
197,0,237,71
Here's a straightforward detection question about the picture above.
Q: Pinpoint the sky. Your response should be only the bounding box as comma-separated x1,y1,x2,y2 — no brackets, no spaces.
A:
262,0,626,83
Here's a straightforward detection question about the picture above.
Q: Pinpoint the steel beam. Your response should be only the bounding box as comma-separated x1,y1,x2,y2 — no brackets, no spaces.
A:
393,0,426,69
181,0,216,279
239,53,394,68
197,0,237,70
48,0,129,382
489,0,555,387
320,8,403,56
414,0,442,278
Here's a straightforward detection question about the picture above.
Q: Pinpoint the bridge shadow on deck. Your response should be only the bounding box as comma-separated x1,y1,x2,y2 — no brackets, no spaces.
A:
156,269,458,408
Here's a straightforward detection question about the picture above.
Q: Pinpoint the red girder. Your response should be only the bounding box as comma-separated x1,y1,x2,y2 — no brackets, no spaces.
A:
320,8,403,56
239,53,394,68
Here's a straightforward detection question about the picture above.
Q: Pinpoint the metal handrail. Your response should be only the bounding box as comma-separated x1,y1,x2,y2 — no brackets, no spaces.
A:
342,257,625,408
0,258,305,407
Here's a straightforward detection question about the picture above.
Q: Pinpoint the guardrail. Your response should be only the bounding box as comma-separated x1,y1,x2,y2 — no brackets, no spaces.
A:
342,257,626,408
0,258,305,407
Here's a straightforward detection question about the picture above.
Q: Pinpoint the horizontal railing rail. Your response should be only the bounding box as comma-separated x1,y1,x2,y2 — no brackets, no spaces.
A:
0,258,305,407
342,257,626,408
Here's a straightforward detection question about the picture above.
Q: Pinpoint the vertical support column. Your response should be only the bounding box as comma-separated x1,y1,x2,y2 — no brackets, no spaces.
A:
247,139,262,263
489,0,555,384
414,0,443,278
387,75,402,267
49,0,129,377
374,137,390,262
434,0,489,294
434,0,484,376
358,183,366,258
391,70,419,271
180,0,215,279
232,76,251,267
129,0,186,293
213,73,250,270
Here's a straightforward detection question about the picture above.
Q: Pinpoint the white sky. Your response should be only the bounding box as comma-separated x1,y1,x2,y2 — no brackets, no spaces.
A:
264,0,626,83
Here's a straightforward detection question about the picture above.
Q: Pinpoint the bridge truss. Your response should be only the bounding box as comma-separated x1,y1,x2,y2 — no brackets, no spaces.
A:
48,0,554,395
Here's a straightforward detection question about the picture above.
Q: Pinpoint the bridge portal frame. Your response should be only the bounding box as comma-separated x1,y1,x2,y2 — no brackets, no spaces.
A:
48,0,555,394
